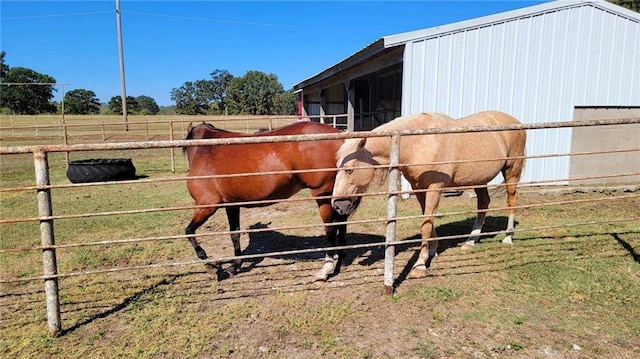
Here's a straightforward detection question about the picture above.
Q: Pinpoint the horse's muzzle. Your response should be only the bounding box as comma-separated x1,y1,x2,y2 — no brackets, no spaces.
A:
332,198,360,216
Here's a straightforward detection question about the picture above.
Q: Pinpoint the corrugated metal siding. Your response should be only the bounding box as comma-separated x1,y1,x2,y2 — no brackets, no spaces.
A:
401,4,640,184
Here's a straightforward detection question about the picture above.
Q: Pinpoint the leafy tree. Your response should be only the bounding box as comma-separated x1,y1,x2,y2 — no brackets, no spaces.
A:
64,89,101,114
157,106,176,115
0,51,9,113
100,107,115,115
607,0,639,12
226,71,284,115
171,69,291,115
108,95,139,115
273,90,298,115
135,95,159,115
0,67,57,114
171,70,234,115
170,80,210,115
0,51,8,78
206,69,234,114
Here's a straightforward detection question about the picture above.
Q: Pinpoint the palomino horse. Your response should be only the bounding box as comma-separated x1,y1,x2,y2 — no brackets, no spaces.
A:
331,111,526,278
184,121,348,281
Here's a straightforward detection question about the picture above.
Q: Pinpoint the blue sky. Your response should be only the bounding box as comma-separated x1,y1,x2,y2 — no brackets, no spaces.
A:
1,0,548,106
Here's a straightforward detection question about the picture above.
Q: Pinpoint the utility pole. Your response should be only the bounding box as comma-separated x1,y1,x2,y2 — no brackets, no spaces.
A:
116,0,128,131
60,83,70,165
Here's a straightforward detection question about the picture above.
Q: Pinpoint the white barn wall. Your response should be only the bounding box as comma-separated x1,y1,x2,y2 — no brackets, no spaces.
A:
398,2,640,184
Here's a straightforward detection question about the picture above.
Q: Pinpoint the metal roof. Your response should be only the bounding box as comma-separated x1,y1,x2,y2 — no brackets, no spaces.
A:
293,38,387,90
293,0,640,90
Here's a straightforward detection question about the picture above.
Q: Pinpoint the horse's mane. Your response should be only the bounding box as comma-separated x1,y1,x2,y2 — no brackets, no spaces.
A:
337,112,451,187
336,138,389,187
373,112,452,132
183,122,225,154
336,138,363,163
338,112,451,161
185,122,229,140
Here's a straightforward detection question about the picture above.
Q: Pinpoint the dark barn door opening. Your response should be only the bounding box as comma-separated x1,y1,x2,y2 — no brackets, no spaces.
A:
353,64,402,131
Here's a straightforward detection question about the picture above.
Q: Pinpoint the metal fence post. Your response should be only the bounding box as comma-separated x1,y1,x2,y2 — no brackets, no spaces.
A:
384,134,401,295
33,149,62,336
61,113,70,166
101,118,106,141
169,121,176,173
145,116,150,140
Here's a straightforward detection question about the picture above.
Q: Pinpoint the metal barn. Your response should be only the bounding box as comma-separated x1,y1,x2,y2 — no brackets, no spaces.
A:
294,0,640,185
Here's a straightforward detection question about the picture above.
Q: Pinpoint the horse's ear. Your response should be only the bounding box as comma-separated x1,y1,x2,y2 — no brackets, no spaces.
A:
187,122,194,132
356,138,367,151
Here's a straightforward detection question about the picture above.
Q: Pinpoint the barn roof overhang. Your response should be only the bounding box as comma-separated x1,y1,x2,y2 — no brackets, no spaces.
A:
293,38,391,91
293,0,639,91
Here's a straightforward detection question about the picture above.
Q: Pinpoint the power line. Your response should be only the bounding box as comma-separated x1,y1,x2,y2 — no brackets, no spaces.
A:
2,9,367,31
1,11,112,21
123,10,367,31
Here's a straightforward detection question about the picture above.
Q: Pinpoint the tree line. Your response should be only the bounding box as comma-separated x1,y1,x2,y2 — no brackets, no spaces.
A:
0,51,296,116
170,69,296,116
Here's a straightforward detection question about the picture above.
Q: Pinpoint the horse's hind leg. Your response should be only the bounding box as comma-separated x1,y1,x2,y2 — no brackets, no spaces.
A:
462,186,490,250
502,157,523,245
503,180,518,245
185,206,218,259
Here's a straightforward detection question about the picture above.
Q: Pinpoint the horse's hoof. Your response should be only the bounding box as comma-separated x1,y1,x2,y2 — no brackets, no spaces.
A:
313,260,336,283
312,275,328,283
203,262,218,275
408,265,428,279
461,242,475,251
217,267,237,281
196,246,208,260
502,236,513,245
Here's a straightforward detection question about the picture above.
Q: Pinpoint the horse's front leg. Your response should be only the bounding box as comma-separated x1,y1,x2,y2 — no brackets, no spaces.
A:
314,200,345,281
462,186,490,250
185,206,219,259
219,206,242,280
409,189,441,279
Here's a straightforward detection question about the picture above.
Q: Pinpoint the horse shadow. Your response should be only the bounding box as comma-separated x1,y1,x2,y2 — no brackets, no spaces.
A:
230,222,386,278
226,216,514,282
435,216,512,249
392,216,515,288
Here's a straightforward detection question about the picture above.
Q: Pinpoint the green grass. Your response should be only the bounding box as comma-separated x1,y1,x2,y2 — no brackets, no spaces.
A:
0,114,298,147
1,120,639,358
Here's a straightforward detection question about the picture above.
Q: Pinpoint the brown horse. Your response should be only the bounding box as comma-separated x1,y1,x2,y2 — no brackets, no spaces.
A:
184,121,348,280
331,111,526,278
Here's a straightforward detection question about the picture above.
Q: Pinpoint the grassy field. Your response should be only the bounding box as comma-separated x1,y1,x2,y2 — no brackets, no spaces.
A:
1,119,639,358
0,114,299,146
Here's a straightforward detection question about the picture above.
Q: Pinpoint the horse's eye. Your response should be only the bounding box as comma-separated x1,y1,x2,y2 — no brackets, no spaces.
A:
345,169,353,175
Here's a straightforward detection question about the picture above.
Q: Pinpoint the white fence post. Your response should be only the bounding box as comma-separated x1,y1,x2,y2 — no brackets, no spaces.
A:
33,149,62,336
384,134,401,294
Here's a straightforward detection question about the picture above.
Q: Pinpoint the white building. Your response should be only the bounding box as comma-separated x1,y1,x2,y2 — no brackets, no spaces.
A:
294,0,640,185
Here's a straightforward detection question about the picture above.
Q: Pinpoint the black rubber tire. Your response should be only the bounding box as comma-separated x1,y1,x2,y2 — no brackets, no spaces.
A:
66,158,137,183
